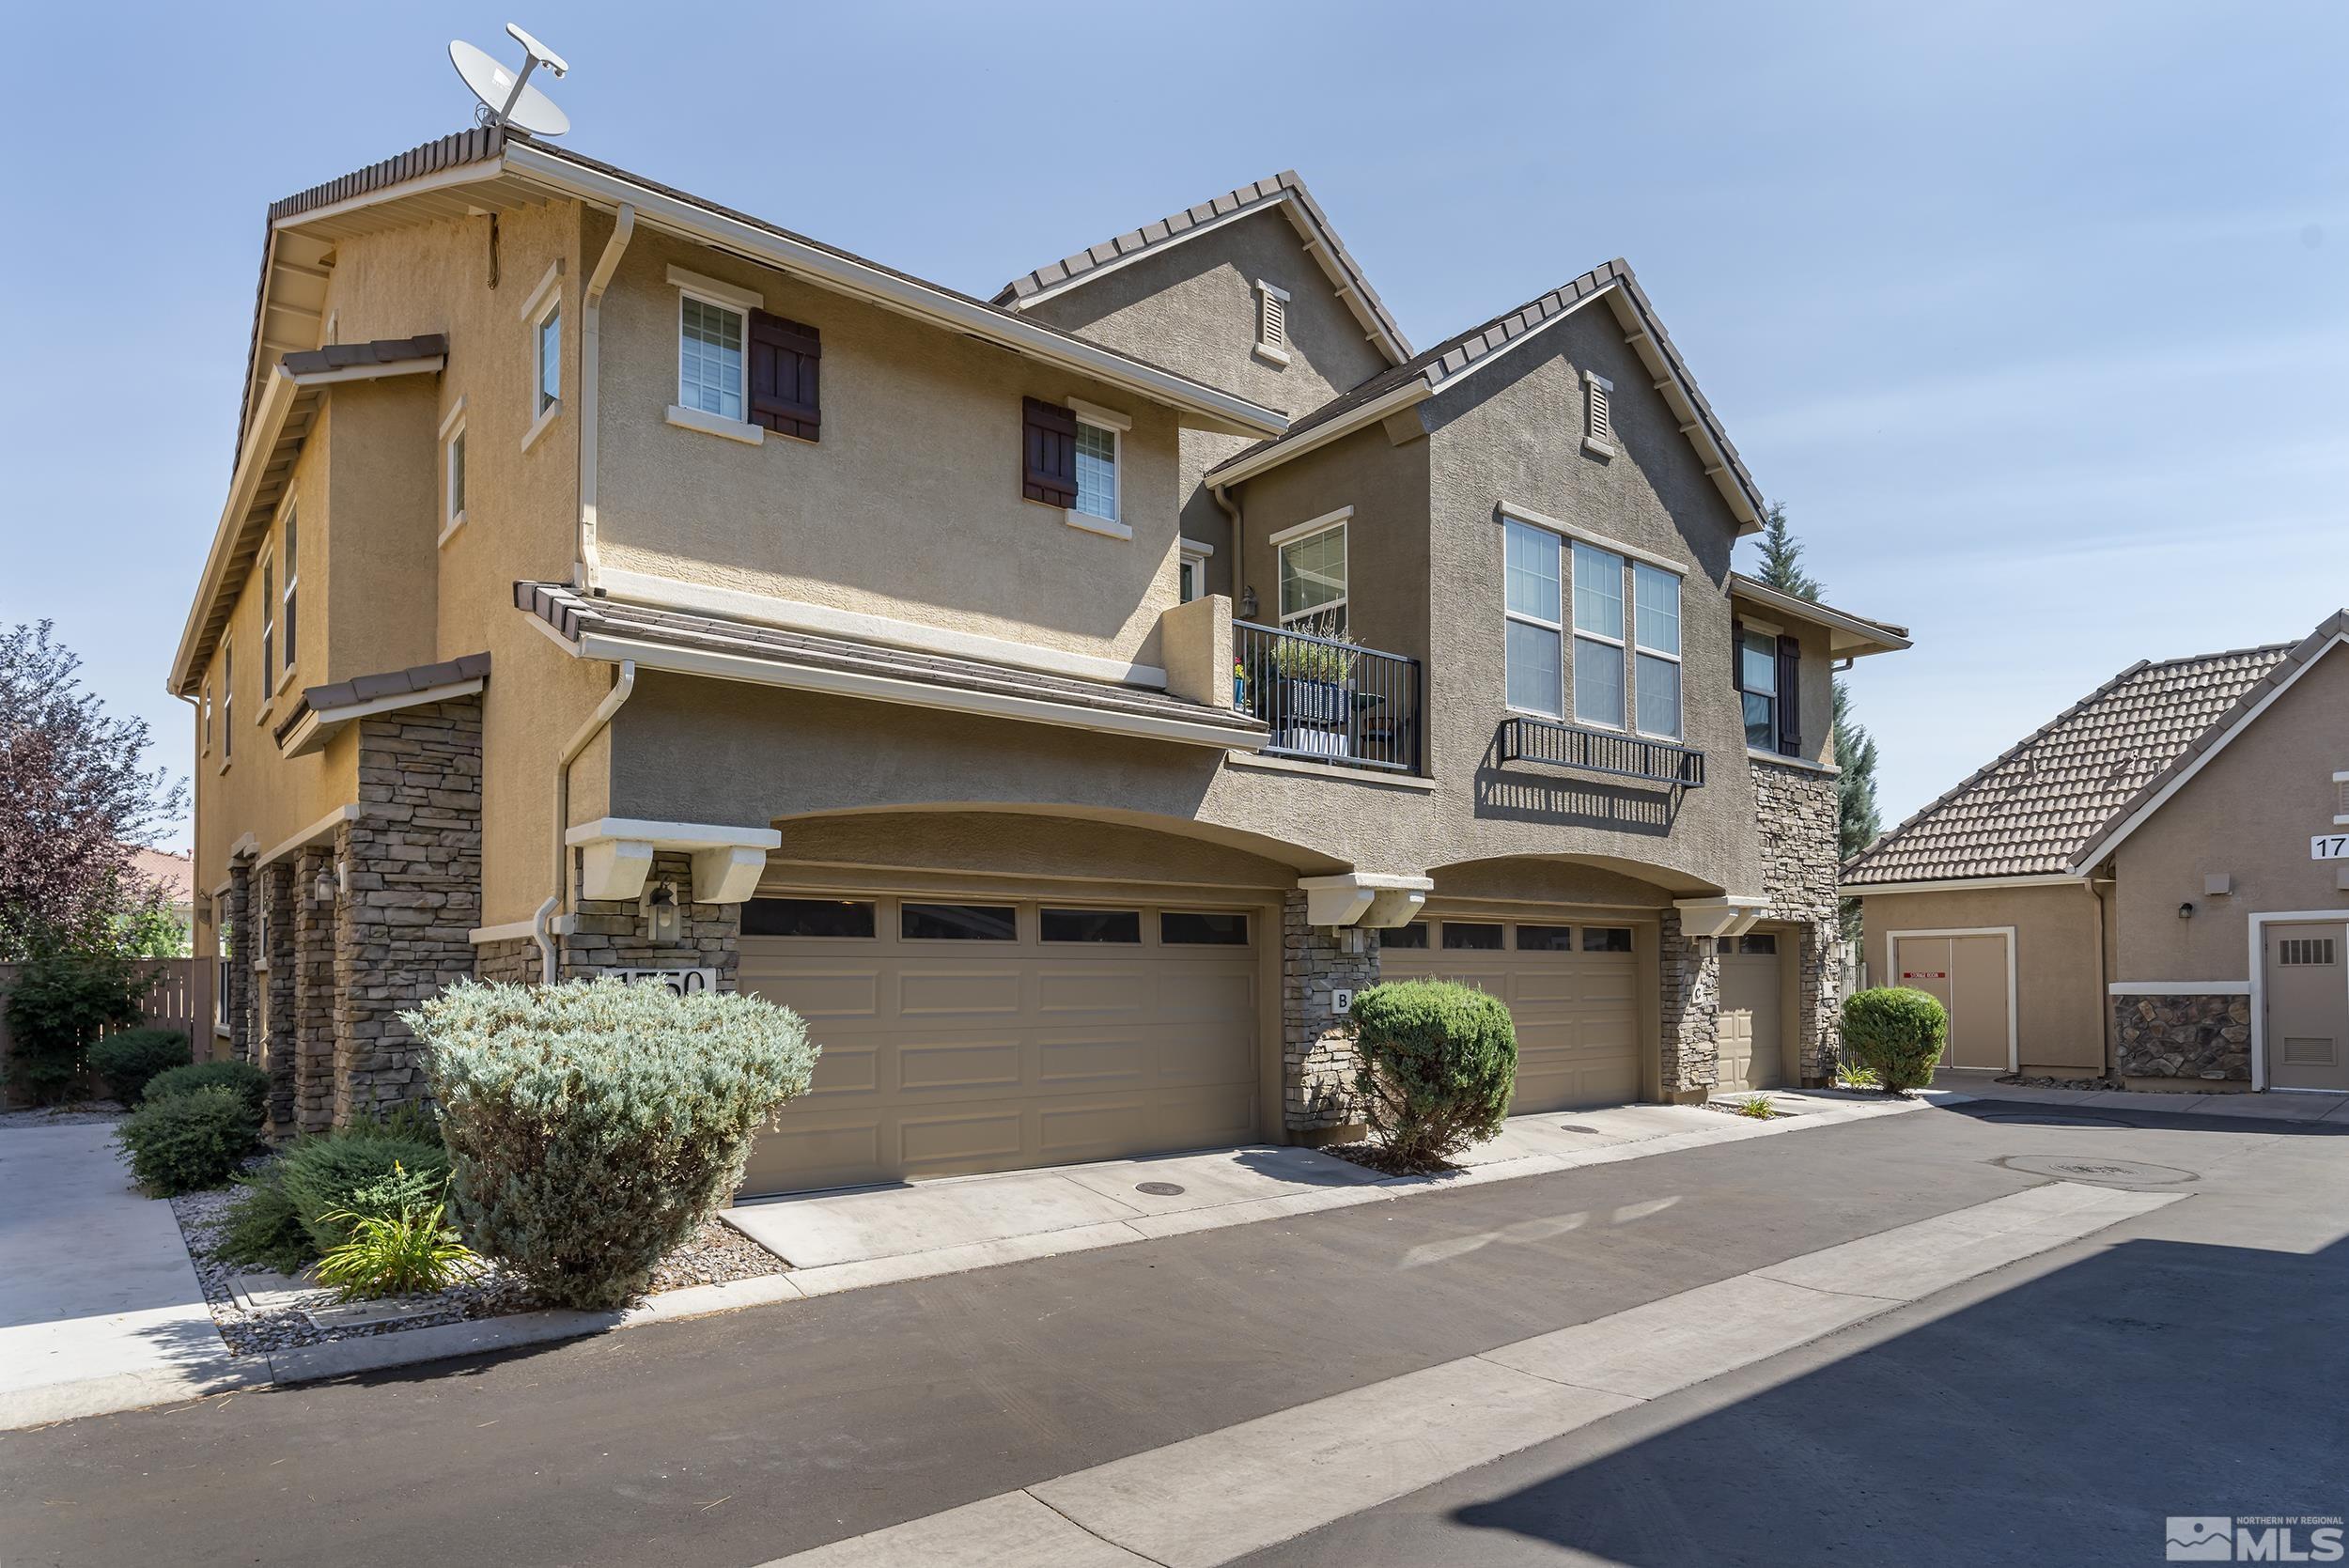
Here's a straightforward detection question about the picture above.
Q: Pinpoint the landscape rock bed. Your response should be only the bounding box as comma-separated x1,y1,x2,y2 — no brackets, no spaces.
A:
0,1104,127,1129
1998,1073,2129,1092
1320,1141,1450,1178
168,1188,788,1357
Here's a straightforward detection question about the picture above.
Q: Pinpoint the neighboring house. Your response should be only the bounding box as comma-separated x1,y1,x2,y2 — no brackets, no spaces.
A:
1845,612,2349,1094
128,847,195,951
172,128,1906,1186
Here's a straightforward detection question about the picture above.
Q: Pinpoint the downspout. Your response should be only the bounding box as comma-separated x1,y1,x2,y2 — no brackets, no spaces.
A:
574,202,636,595
533,660,636,982
1208,479,1242,608
2090,864,2116,1078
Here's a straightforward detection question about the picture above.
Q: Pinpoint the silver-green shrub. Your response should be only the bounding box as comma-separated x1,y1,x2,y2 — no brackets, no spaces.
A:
406,978,817,1309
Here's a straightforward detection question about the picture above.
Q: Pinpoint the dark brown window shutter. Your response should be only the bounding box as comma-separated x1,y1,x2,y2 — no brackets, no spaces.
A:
1730,618,1745,696
749,310,820,441
1776,633,1802,755
1022,396,1078,507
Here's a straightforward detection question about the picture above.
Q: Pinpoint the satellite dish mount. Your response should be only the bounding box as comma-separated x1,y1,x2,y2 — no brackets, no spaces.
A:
449,23,572,136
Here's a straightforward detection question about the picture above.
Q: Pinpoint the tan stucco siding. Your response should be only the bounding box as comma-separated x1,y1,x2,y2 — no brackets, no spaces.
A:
1859,883,2107,1072
591,230,1185,671
2110,642,2349,982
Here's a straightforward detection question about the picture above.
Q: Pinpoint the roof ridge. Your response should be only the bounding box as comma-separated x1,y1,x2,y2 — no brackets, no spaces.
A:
2135,638,2300,671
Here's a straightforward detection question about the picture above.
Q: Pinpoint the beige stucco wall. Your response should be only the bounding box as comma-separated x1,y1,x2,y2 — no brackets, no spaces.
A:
1022,206,1394,600
1859,883,2108,1073
2110,642,2349,981
591,228,1186,672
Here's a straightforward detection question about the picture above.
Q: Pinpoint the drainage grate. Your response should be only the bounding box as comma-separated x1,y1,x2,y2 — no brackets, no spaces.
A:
1135,1181,1187,1197
1996,1153,2199,1187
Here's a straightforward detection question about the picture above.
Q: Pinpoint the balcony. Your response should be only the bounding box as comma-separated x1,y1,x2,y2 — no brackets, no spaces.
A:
1499,714,1705,787
1234,620,1421,775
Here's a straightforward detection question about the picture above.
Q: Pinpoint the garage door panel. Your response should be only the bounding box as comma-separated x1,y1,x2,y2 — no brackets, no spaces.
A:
1037,1097,1153,1164
1035,1035,1152,1089
742,1117,882,1195
747,968,882,1022
896,1039,1024,1094
1154,1027,1254,1088
1035,967,1156,1016
1154,968,1257,1025
802,1044,881,1097
897,968,1023,1017
897,1109,1028,1171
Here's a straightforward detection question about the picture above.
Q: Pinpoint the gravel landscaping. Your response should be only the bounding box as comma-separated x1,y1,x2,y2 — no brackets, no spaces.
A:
0,1103,127,1129
1319,1141,1452,1177
166,1188,789,1358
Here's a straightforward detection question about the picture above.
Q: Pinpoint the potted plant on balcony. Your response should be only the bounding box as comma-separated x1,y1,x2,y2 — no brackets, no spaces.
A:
1270,613,1361,757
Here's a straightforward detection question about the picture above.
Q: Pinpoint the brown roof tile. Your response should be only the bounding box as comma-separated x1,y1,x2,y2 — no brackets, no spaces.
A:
279,334,447,376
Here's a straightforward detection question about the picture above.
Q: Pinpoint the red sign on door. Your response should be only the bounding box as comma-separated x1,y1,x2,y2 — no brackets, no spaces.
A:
1902,970,1947,981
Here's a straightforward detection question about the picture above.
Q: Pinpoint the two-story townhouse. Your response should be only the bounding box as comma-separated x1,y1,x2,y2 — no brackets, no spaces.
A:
174,129,1906,1194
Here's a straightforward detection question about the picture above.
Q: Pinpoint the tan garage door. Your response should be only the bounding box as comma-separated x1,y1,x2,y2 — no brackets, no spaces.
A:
1719,933,1785,1092
1379,917,1641,1111
738,894,1260,1194
1893,932,2013,1071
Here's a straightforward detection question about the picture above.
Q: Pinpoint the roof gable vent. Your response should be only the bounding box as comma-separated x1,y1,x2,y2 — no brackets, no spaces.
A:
1582,369,1615,458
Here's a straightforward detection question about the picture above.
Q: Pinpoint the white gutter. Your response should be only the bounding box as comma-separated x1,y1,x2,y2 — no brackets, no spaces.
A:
1844,872,2086,896
1728,576,1912,655
500,142,1287,440
575,203,636,594
535,660,636,982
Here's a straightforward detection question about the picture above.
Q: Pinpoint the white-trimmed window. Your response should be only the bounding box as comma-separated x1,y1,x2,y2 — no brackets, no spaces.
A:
1739,627,1780,750
1178,537,1214,604
1571,539,1626,727
279,511,299,683
535,299,561,414
1255,279,1291,364
201,682,212,755
1503,518,1563,717
679,293,747,421
1631,561,1680,737
443,410,467,541
1276,517,1348,631
220,638,234,764
257,548,275,692
1074,420,1118,521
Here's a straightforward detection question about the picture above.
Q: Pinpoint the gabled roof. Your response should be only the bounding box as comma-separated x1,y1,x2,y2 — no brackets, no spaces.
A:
992,171,1412,366
1205,259,1768,533
1727,574,1909,659
1840,622,2349,887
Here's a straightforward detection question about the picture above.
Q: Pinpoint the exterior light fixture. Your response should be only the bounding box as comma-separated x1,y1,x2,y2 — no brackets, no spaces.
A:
1239,585,1259,620
314,868,338,904
2177,901,2195,920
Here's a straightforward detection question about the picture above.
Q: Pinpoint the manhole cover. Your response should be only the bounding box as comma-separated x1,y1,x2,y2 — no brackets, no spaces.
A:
1996,1154,2199,1187
1975,1111,2137,1128
1135,1181,1187,1197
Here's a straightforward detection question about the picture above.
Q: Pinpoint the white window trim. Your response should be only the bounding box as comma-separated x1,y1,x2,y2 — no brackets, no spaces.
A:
1629,560,1681,740
1178,536,1215,605
1568,539,1628,732
1066,398,1129,538
673,276,754,430
440,405,468,546
257,542,280,702
523,271,563,450
219,636,234,771
1178,535,1216,560
200,682,212,756
276,508,300,693
1253,279,1292,366
1501,517,1565,722
1582,368,1616,458
1276,517,1349,627
515,259,564,324
1499,505,1684,577
1738,624,1781,747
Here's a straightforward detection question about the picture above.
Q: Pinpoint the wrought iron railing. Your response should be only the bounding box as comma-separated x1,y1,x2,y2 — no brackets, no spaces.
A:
1234,621,1421,775
1499,714,1705,787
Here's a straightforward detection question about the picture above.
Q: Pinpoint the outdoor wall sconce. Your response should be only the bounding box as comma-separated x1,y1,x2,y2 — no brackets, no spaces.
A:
1239,585,1259,620
644,879,682,942
2177,901,2195,921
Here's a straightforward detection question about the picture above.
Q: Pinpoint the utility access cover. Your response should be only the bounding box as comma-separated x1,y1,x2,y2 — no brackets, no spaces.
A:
1996,1154,2199,1188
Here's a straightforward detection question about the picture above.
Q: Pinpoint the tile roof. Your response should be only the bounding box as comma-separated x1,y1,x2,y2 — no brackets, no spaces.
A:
1842,642,2297,886
1204,259,1765,524
514,583,1266,737
278,334,446,377
303,652,490,714
992,171,1412,364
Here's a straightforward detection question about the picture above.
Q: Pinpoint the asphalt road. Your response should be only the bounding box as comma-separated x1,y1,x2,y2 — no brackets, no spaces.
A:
2,1102,2341,1568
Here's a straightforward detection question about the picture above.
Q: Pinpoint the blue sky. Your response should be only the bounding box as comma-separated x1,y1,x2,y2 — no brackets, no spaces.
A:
4,2,2342,851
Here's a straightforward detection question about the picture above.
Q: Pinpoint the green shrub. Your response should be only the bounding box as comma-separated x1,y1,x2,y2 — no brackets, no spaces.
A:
4,950,154,1103
1347,980,1518,1170
278,1130,450,1255
411,977,818,1310
88,1028,192,1104
212,1166,312,1274
1842,987,1949,1092
116,1086,263,1195
312,1173,481,1300
146,1059,271,1120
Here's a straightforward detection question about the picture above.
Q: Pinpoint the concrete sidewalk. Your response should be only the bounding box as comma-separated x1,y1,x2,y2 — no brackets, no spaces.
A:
0,1122,259,1428
1925,1073,2349,1124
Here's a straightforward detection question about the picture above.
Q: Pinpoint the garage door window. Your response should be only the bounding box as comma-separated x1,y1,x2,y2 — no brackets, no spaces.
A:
1736,933,1778,955
901,903,1018,941
1041,908,1143,943
1442,922,1504,951
1161,910,1251,945
1516,924,1575,952
742,898,876,939
1379,923,1429,949
1582,927,1633,953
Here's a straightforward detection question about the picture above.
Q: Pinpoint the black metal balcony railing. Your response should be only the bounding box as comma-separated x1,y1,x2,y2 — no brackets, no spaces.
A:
1500,714,1706,787
1234,620,1422,775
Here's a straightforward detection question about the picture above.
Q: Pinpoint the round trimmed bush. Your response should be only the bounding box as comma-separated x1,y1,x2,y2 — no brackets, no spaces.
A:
88,1028,192,1105
410,978,818,1310
145,1059,271,1120
1348,979,1518,1170
116,1086,264,1195
1842,986,1949,1092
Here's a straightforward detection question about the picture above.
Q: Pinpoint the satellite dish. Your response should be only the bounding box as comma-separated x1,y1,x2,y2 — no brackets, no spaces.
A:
449,23,570,135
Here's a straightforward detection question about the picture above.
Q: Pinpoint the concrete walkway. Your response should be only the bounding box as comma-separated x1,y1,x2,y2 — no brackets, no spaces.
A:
0,1122,257,1427
1925,1073,2349,1123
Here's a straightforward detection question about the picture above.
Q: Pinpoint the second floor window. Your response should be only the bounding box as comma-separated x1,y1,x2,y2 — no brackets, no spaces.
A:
258,551,275,688
1740,627,1781,750
1570,539,1625,727
1631,562,1679,738
222,639,233,762
1503,520,1682,737
536,302,562,413
1073,419,1119,522
1503,519,1563,716
679,295,746,422
280,512,299,678
1278,520,1347,630
201,683,212,754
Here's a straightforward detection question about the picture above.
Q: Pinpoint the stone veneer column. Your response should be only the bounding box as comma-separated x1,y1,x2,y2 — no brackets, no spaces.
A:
1657,909,1721,1098
292,845,336,1133
1750,757,1845,1085
1281,891,1378,1137
223,863,256,1065
261,862,298,1133
331,697,483,1126
2114,994,2251,1082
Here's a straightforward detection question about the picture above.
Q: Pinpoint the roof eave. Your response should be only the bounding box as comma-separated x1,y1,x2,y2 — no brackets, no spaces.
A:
1728,575,1912,658
1207,380,1435,489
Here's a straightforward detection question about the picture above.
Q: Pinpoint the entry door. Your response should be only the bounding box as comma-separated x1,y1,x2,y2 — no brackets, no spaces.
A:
1893,933,2012,1071
2266,922,2349,1093
1719,933,1785,1092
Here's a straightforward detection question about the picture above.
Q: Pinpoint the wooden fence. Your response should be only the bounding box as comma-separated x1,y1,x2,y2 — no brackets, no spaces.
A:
0,957,204,1107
